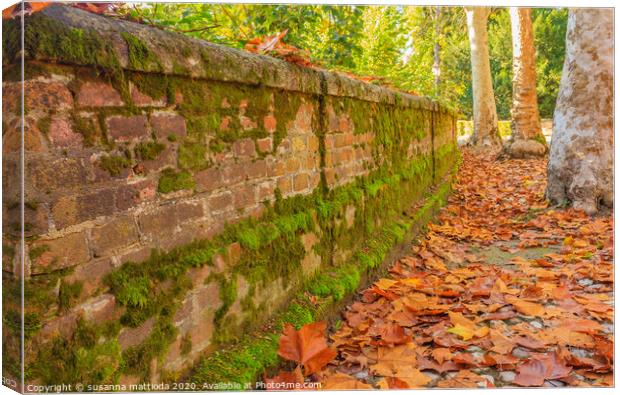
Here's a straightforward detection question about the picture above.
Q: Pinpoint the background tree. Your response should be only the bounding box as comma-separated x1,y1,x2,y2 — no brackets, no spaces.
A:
507,7,546,158
464,6,500,146
546,8,613,214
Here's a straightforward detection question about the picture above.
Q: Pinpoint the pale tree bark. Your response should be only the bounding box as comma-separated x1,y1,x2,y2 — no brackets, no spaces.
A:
507,7,547,158
546,8,613,214
432,6,441,95
465,6,500,147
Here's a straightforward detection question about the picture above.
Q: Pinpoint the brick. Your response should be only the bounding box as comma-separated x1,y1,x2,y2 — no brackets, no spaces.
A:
140,145,176,173
77,81,123,107
286,157,301,172
176,202,205,223
256,137,273,153
65,257,114,298
232,185,256,209
222,162,246,185
209,192,233,212
308,135,319,151
115,179,158,211
291,136,306,152
277,176,292,194
263,114,277,133
338,116,351,133
138,205,177,238
257,181,275,200
270,160,286,177
195,167,223,193
52,188,116,230
90,216,139,257
219,116,231,130
226,242,242,267
4,81,73,113
246,159,268,179
27,157,89,193
232,138,256,157
292,103,313,132
78,294,119,322
29,232,90,274
301,232,321,275
106,115,149,142
293,173,309,192
48,117,84,149
150,112,187,140
118,317,156,350
130,83,167,107
2,117,43,153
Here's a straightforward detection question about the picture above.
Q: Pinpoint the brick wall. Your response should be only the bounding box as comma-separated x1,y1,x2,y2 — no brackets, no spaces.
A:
2,5,458,387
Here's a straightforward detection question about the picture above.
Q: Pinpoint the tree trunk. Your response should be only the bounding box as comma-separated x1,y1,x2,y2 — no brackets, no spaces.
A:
507,7,547,158
546,8,613,214
465,6,500,147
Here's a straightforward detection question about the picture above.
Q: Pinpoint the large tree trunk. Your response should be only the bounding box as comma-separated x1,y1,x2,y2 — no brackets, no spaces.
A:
546,8,613,214
465,6,500,147
507,7,547,158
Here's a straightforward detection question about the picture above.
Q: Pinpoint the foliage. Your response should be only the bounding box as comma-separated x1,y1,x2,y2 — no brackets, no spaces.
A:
128,4,567,119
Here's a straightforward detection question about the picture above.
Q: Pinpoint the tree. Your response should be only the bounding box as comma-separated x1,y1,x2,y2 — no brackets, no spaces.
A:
507,7,546,158
464,6,500,147
546,9,613,214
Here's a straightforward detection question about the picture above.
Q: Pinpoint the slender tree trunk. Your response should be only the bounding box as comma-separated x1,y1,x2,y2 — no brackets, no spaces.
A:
546,8,613,214
465,6,500,147
507,7,547,158
433,6,441,94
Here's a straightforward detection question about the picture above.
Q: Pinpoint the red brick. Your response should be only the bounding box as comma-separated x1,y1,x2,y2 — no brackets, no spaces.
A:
256,137,273,153
232,185,256,209
293,103,313,132
118,317,156,350
226,242,242,266
270,160,286,177
4,81,73,113
240,116,257,130
106,115,149,142
150,112,187,140
195,167,223,192
29,232,90,274
286,157,301,172
77,81,123,107
48,117,84,149
258,181,275,200
277,176,292,194
232,138,256,157
90,216,139,257
209,192,233,212
246,159,268,179
2,116,43,153
220,116,231,130
293,173,309,192
222,162,246,185
130,83,166,107
78,294,120,322
263,114,277,133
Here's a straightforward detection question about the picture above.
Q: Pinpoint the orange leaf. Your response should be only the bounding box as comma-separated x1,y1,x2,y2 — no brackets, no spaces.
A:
277,322,336,375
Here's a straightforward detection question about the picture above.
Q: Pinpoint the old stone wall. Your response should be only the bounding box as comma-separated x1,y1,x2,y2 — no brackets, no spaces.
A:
2,5,458,388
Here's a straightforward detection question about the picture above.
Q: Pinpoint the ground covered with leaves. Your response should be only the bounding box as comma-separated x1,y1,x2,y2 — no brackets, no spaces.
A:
269,150,613,389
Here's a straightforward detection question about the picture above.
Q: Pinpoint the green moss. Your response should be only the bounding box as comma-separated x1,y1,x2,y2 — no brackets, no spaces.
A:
37,116,52,135
178,142,208,170
58,280,83,310
99,154,131,176
29,244,50,261
72,113,99,146
135,141,165,161
120,32,163,72
158,168,195,193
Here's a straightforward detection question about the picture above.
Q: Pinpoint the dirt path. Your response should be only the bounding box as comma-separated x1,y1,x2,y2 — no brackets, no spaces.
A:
319,150,613,389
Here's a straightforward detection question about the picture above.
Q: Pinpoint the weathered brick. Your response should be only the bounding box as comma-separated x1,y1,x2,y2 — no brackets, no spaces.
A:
150,112,187,140
195,167,223,192
27,157,89,193
208,192,233,212
48,117,84,149
292,103,313,133
286,157,301,172
232,138,256,157
246,159,268,179
52,188,116,230
232,185,256,209
291,136,307,152
138,205,177,238
222,162,246,185
263,114,277,133
256,137,273,153
176,201,205,223
226,242,242,267
2,117,43,153
118,317,156,350
79,294,120,322
115,179,158,211
293,173,309,192
65,257,114,298
4,81,73,113
239,116,257,130
130,83,167,107
106,115,149,142
29,232,90,274
77,81,123,107
301,232,321,275
308,135,319,151
140,145,176,173
270,160,286,177
257,181,275,201
90,216,139,257
277,176,292,194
